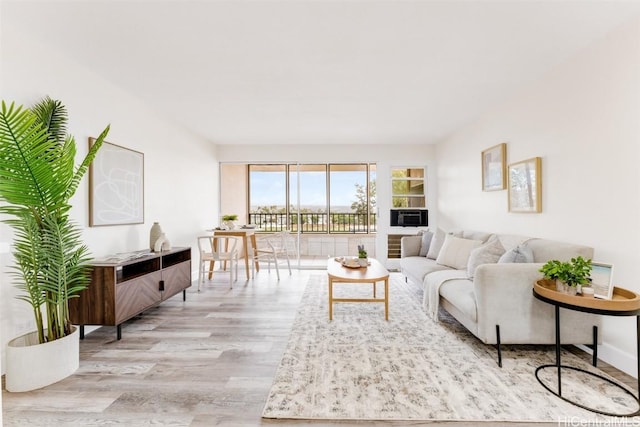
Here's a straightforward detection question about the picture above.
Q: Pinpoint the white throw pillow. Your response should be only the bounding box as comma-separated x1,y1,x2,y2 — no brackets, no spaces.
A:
436,235,482,270
426,227,446,260
498,244,534,263
467,237,506,278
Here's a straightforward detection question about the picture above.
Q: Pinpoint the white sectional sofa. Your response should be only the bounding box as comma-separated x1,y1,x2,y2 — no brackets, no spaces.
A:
400,228,601,365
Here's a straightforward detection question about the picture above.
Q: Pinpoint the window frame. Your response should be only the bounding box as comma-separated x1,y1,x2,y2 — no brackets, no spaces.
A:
248,163,377,234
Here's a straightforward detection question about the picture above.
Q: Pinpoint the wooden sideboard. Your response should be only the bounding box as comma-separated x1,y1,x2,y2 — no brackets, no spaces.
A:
69,247,192,340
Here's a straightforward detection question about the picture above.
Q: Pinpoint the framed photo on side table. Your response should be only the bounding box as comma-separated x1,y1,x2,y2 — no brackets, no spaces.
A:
508,157,542,213
591,262,614,300
481,143,506,191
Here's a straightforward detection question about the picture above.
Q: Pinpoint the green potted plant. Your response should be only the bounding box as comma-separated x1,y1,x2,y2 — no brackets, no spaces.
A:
357,244,368,267
539,259,565,283
539,256,592,295
560,256,592,295
222,214,238,230
0,97,110,391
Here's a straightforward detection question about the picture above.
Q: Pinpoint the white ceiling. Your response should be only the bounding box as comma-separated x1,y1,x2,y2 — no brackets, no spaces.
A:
4,1,640,145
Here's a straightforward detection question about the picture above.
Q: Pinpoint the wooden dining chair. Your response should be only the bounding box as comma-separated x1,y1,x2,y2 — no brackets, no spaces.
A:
197,235,240,290
253,231,294,280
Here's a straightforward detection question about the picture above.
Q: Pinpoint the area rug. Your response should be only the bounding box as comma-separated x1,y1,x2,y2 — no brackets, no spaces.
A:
262,273,639,422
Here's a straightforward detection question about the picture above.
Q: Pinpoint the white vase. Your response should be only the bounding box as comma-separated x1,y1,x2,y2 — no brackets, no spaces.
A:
150,222,163,250
358,257,368,267
222,220,236,230
154,233,171,252
6,326,79,392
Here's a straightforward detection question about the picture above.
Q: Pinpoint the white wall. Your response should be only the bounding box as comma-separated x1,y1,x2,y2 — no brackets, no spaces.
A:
217,144,437,267
436,18,640,376
0,23,219,374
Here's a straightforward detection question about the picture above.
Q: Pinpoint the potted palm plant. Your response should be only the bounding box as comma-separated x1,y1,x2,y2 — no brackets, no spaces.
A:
0,97,109,391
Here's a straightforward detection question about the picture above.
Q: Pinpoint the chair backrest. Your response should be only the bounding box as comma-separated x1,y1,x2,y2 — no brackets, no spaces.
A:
197,235,239,260
267,231,296,256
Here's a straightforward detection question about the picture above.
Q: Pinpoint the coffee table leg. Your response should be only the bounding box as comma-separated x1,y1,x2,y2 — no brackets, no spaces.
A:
328,277,333,320
373,282,376,298
384,278,389,321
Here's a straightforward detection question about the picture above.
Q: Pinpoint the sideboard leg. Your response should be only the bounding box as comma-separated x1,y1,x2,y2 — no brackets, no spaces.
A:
183,289,186,301
117,324,122,341
555,305,562,397
495,325,502,368
80,325,85,340
637,316,639,399
592,325,598,367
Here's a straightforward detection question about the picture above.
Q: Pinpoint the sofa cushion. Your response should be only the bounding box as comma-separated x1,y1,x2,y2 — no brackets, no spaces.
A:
426,227,446,260
436,235,482,270
496,234,532,252
498,244,534,263
439,279,477,322
459,230,493,243
419,231,434,257
400,256,452,284
467,237,505,278
526,238,594,263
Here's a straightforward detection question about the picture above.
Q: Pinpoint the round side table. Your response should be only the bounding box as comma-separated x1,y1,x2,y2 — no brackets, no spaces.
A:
533,280,640,417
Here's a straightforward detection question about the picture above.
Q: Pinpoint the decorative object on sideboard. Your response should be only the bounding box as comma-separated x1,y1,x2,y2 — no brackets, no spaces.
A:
221,214,238,230
153,232,171,252
0,96,110,392
481,142,507,191
150,222,163,250
508,157,542,213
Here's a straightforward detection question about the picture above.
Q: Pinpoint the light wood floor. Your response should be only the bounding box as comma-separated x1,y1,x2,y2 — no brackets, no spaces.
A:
2,269,637,426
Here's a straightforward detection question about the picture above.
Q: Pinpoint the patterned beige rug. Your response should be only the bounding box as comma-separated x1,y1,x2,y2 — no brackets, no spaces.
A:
262,274,639,422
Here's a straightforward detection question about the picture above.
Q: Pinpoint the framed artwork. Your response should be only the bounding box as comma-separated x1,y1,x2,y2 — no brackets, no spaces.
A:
481,143,506,191
591,262,614,300
89,139,144,226
508,157,542,213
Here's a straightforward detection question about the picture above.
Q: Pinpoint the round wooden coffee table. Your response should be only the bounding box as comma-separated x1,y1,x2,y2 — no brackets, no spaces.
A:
326,258,390,321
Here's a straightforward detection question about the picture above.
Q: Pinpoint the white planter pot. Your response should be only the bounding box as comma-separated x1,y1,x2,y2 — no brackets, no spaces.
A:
5,326,79,392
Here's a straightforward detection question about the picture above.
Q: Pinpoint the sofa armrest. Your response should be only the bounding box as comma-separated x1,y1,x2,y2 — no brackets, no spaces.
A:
472,263,601,345
473,263,545,342
401,236,422,258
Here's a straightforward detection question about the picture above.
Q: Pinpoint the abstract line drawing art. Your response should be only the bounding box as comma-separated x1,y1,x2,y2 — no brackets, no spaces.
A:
89,139,144,226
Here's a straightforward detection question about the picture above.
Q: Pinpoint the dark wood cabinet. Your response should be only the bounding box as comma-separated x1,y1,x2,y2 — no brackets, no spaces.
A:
69,247,192,340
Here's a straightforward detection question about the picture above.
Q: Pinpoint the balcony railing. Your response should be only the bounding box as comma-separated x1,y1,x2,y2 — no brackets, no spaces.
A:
249,212,377,233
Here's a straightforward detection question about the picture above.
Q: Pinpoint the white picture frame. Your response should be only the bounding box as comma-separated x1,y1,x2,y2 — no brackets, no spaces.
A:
591,262,614,300
482,143,507,191
508,157,542,213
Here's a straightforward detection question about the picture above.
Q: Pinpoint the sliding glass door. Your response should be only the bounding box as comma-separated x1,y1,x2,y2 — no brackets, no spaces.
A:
223,162,376,270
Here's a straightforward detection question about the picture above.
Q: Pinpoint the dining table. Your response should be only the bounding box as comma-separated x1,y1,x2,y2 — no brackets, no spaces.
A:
207,228,260,280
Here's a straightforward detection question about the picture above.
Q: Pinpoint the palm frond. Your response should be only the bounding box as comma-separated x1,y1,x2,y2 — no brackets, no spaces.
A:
0,101,64,217
31,96,67,145
66,124,110,201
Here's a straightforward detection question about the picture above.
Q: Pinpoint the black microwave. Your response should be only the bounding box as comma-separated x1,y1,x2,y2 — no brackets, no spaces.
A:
390,209,428,227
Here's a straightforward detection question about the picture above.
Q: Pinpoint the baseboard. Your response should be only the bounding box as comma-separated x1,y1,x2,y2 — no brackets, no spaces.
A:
577,343,638,378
